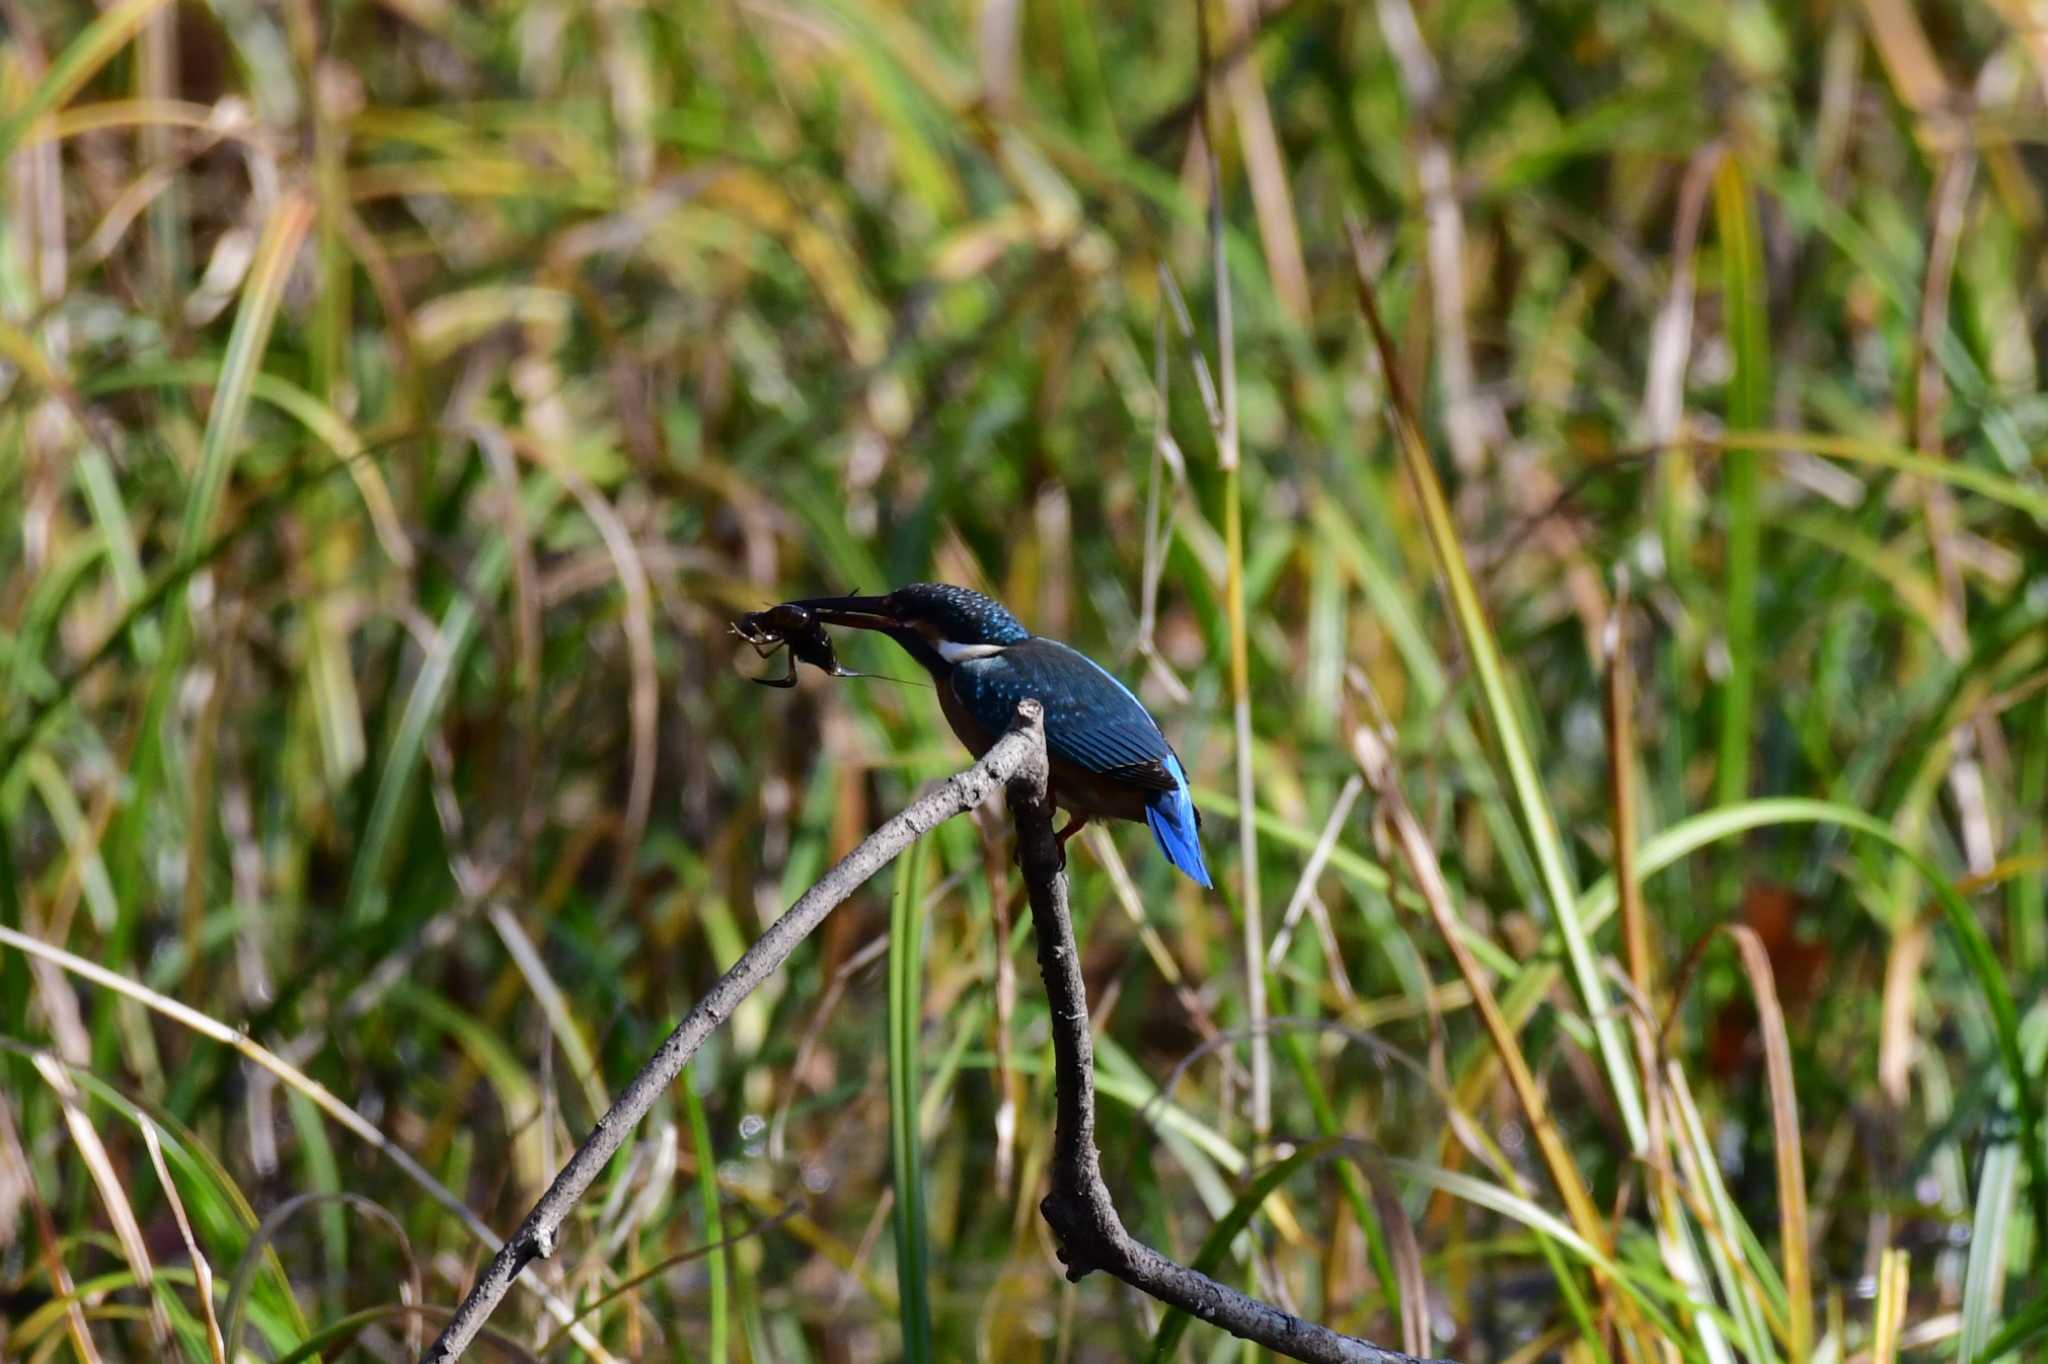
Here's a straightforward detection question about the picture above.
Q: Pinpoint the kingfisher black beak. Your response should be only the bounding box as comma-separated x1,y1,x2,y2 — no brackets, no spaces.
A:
788,593,901,631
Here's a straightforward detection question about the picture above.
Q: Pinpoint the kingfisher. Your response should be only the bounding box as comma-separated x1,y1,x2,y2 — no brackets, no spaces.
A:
789,583,1211,888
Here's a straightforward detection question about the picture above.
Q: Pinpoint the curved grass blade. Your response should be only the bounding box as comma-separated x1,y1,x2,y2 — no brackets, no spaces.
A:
1566,796,2047,1241
1279,1036,1415,1351
23,751,120,932
1,1042,314,1352
270,1306,540,1364
1665,1062,1781,1363
532,1205,803,1354
0,0,175,160
0,923,616,1359
220,1190,418,1364
1959,1133,2020,1364
1194,786,1521,982
1382,1157,1701,1356
1696,430,2048,523
87,363,413,568
1146,1136,1349,1363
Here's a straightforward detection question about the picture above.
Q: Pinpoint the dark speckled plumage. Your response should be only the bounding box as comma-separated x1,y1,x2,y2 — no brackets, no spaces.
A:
790,583,1212,887
886,582,1031,646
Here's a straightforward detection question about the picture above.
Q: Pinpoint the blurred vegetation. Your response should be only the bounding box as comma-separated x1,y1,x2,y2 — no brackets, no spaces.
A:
3,0,2047,1360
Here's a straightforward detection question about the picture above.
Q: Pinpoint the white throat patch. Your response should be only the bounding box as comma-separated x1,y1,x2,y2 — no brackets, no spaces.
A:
934,639,1009,663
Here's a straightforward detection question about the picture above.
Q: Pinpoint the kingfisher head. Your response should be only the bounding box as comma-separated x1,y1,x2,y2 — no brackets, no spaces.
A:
791,582,1030,673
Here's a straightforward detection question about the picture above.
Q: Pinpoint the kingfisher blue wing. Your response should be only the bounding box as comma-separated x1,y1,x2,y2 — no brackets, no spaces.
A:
1143,753,1212,889
948,640,1174,784
949,639,1211,887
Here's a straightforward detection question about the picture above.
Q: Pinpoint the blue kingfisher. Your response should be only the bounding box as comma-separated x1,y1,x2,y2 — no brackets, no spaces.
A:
790,583,1211,888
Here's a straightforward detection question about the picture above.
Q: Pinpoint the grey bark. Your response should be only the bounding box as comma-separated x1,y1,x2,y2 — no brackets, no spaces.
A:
422,701,1450,1364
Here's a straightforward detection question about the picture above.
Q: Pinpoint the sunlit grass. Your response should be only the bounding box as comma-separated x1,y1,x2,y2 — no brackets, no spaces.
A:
3,0,2045,1361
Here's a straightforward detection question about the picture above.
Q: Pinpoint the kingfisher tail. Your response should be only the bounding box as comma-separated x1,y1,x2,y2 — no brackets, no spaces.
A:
1144,755,1212,888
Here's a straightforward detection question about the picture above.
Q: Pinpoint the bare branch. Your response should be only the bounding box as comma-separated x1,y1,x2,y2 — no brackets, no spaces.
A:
419,708,1053,1363
1009,732,1449,1364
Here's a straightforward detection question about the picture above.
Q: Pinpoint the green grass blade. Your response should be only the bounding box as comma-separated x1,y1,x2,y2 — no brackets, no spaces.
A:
177,195,314,561
1503,795,2026,1019
342,556,501,923
270,1305,538,1364
1980,1291,2048,1363
1193,786,1521,983
1711,155,1768,808
685,1079,731,1364
1962,1009,2048,1363
1959,1136,2020,1364
0,442,360,787
887,839,934,1362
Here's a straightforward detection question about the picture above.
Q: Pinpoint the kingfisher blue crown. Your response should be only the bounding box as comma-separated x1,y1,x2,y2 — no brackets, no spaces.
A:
791,583,1211,887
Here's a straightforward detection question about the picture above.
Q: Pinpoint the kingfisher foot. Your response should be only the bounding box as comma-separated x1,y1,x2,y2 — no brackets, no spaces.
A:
1013,814,1089,873
1052,814,1090,870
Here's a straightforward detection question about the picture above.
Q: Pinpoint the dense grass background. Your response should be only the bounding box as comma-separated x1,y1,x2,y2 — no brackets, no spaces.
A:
3,0,2046,1360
